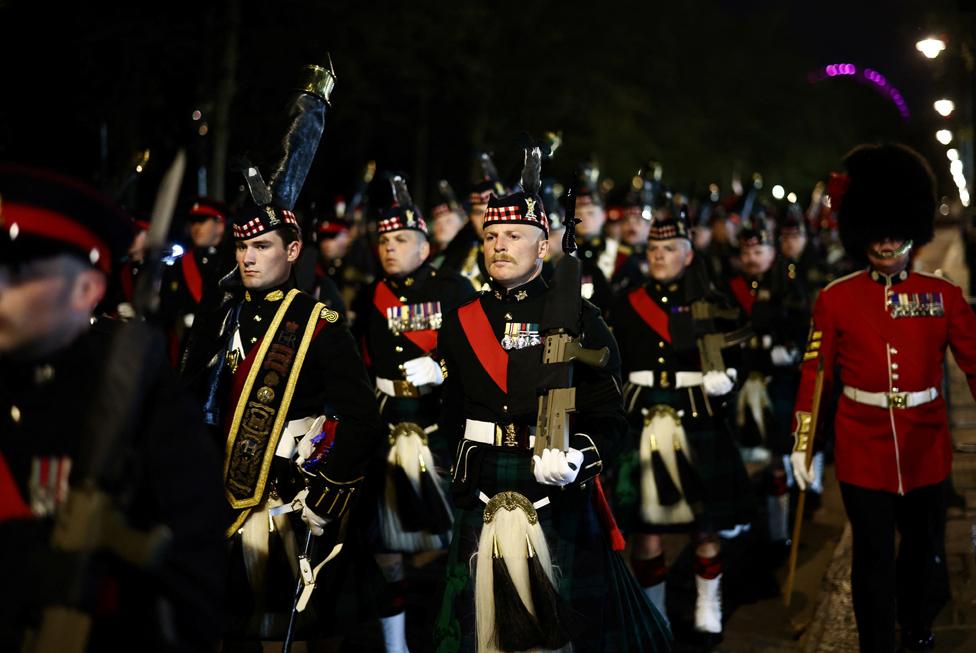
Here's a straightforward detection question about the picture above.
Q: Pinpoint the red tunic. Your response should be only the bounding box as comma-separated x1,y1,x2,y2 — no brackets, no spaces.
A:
793,269,976,494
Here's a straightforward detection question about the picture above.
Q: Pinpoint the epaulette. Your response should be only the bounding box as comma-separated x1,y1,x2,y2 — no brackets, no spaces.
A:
318,306,342,324
822,269,865,293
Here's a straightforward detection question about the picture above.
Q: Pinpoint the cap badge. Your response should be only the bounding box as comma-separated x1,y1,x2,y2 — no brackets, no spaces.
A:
265,206,279,226
524,198,537,220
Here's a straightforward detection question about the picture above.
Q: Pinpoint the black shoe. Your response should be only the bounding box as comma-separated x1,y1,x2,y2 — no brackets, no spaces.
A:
901,629,935,651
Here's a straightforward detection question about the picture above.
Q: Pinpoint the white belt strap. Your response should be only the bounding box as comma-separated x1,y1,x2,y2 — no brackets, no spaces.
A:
843,386,938,409
376,377,398,397
628,370,704,389
464,418,536,448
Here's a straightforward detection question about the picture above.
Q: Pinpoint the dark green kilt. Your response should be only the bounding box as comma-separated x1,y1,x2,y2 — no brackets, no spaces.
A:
433,445,672,652
612,384,754,535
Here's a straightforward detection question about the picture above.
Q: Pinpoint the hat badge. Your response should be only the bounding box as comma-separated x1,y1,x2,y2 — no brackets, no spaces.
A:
265,206,279,226
405,209,415,226
524,198,537,220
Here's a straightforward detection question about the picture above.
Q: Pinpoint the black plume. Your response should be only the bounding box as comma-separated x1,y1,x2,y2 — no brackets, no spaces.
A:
391,174,413,208
477,152,500,183
437,179,460,210
520,147,543,196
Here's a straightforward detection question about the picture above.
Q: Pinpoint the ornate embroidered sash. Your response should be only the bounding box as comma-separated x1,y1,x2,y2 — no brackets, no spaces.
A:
223,289,325,517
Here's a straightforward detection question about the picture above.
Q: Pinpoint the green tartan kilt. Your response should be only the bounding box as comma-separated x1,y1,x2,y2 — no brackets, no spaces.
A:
612,384,755,535
433,444,672,652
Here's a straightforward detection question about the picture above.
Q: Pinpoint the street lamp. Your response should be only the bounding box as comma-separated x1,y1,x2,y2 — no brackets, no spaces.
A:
937,129,954,145
934,98,955,116
916,37,947,59
948,148,960,161
771,184,785,200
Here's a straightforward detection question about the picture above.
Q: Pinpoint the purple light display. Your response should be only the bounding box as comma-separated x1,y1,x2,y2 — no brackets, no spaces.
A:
810,63,910,121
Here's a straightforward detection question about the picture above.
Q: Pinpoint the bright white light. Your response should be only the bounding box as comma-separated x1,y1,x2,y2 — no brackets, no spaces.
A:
936,129,953,145
954,175,967,189
771,185,785,200
947,148,959,161
916,37,946,59
787,192,798,204
192,110,202,121
961,189,970,207
934,99,955,116
950,160,964,175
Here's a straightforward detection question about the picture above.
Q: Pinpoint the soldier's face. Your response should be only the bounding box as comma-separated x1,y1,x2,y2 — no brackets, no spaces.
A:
469,202,488,237
484,224,548,289
432,210,464,247
740,243,775,277
647,238,693,283
867,238,911,275
189,217,224,248
622,214,650,246
236,230,301,290
318,231,350,261
779,232,807,260
577,204,605,237
0,255,105,356
378,230,430,277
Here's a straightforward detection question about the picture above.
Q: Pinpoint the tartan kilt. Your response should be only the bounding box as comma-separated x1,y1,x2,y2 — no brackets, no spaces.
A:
613,384,754,535
433,444,672,652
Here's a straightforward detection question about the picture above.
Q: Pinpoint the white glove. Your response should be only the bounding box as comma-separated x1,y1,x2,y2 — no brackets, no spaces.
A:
790,452,814,491
294,488,331,536
702,370,734,396
295,416,327,466
403,356,444,387
532,448,585,486
771,345,797,367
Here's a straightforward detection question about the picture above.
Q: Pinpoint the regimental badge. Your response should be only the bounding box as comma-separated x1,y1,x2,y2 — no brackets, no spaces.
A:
320,307,340,323
28,455,72,518
387,301,443,334
406,209,415,226
265,206,279,226
524,198,537,220
888,292,945,318
515,290,528,301
501,322,542,350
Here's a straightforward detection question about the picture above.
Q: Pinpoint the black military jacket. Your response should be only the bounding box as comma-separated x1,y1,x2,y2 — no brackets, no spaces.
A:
182,278,382,519
0,320,225,651
353,263,476,382
437,275,628,463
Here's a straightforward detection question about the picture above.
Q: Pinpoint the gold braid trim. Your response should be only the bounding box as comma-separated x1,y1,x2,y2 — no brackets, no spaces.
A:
793,411,812,453
483,491,538,525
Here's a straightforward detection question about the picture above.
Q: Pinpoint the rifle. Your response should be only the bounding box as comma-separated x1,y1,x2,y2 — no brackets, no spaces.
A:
783,360,825,606
29,151,186,653
534,182,610,455
682,300,755,374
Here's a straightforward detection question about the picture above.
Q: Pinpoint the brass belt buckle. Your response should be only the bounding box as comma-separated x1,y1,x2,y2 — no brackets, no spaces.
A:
494,423,520,447
393,380,420,398
888,392,908,409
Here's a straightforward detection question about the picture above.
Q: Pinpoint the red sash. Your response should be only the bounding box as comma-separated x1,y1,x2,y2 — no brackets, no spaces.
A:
373,281,438,353
729,276,755,315
627,288,671,344
181,251,204,304
0,450,31,522
457,300,508,393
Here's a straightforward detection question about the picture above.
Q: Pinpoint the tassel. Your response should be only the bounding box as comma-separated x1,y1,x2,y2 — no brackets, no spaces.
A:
650,433,682,507
526,534,572,649
674,444,704,507
418,452,453,534
492,535,541,651
392,455,426,532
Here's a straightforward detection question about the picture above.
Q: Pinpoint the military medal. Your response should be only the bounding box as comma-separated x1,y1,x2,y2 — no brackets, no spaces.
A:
888,291,944,318
387,301,443,334
501,322,541,350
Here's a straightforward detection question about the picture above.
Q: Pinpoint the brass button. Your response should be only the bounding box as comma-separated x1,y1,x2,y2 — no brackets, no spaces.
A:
892,373,900,380
657,357,665,364
399,296,408,302
891,363,899,370
658,341,665,349
10,405,21,424
661,296,668,303
502,405,508,412
751,281,758,289
395,345,403,353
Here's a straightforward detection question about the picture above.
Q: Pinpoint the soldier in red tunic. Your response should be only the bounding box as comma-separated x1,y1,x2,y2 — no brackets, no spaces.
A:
791,144,976,653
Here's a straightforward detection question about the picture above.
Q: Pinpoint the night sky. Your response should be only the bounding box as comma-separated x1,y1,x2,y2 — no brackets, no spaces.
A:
0,0,971,215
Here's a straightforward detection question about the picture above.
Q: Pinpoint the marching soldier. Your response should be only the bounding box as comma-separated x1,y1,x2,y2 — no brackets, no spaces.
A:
437,152,507,290
574,162,617,311
310,213,352,313
0,164,226,650
609,207,753,638
432,147,670,652
181,201,384,647
351,177,475,652
160,197,231,354
727,216,806,556
429,179,466,256
791,144,976,653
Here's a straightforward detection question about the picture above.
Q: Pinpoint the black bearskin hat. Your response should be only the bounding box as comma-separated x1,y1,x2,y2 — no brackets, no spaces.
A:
837,143,935,264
